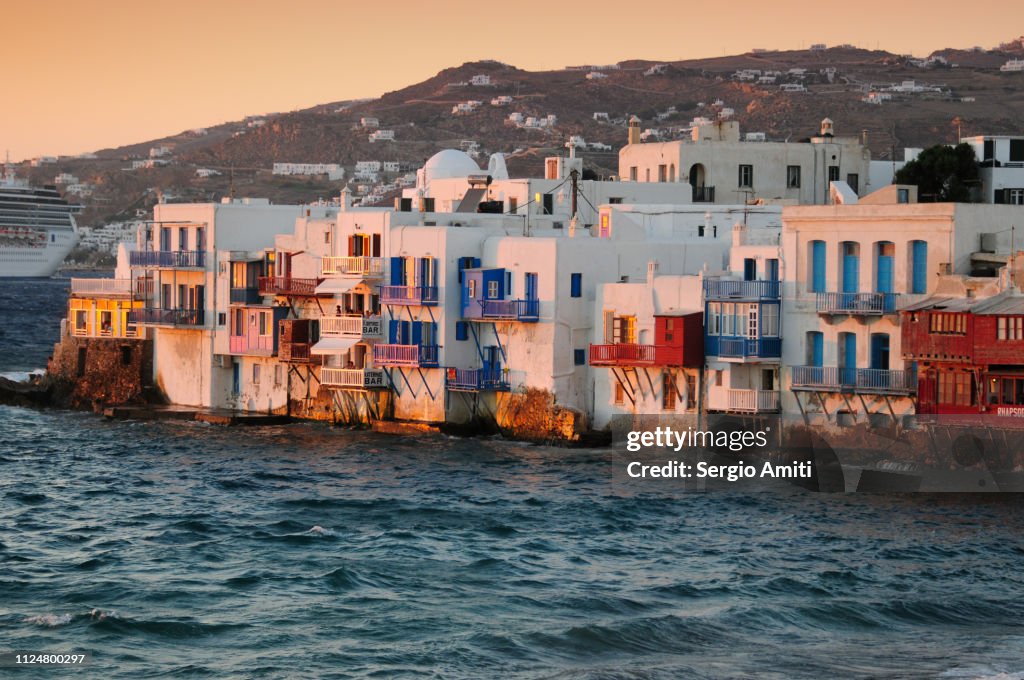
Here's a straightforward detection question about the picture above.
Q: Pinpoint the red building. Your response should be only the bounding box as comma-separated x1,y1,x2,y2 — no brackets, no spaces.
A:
902,295,1024,419
589,313,704,368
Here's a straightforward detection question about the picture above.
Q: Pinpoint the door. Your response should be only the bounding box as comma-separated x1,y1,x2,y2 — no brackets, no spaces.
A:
810,241,826,292
232,361,240,395
840,333,857,386
911,241,928,294
744,258,756,281
842,243,859,294
766,258,779,281
870,334,890,370
525,273,538,300
876,242,894,293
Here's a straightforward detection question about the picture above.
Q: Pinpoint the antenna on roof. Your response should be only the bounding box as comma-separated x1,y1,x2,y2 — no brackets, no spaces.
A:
228,164,236,199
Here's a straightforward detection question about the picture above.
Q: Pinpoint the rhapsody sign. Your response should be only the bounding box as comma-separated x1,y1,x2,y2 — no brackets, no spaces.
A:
996,406,1024,417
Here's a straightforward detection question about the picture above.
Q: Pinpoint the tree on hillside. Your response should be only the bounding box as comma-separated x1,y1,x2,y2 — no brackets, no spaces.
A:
894,143,979,202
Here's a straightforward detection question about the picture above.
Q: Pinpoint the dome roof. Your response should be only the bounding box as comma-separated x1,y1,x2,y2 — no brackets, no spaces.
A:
422,149,481,184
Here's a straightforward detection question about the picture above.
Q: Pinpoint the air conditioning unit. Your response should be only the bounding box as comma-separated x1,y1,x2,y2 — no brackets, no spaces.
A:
214,354,233,369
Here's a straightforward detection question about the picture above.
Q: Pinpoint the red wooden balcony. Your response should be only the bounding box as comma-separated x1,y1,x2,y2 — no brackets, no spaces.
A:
258,276,322,297
588,343,683,367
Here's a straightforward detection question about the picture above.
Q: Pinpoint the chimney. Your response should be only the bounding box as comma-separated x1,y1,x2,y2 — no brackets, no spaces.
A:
628,116,641,145
820,117,834,137
647,260,659,285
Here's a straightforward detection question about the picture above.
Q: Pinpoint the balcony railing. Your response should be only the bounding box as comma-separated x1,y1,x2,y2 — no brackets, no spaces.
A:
319,315,383,338
708,387,780,413
321,367,386,389
129,250,206,268
590,343,657,366
71,324,143,339
321,256,384,277
70,278,133,297
816,292,897,315
446,367,510,392
279,342,322,365
380,285,439,306
258,276,322,297
707,336,781,359
791,366,915,394
703,279,780,300
478,298,540,322
372,344,440,367
129,308,205,327
230,287,262,304
692,186,715,202
229,334,274,356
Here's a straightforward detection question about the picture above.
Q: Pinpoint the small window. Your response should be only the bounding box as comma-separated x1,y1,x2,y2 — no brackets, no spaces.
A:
846,173,859,194
570,273,582,298
120,346,132,366
786,165,801,188
738,164,753,188
828,166,840,182
274,364,283,386
609,197,622,204
455,321,468,341
898,188,910,203
487,280,499,299
629,167,638,181
508,197,518,212
468,279,477,298
253,364,260,385
574,349,586,365
662,373,676,410
324,230,330,244
1010,139,1024,163
614,382,625,404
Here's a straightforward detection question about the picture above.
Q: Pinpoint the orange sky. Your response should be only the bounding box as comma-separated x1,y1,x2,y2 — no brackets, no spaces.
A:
4,0,1022,161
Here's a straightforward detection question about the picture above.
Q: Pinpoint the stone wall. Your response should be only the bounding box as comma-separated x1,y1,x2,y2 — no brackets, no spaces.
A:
47,334,155,411
496,388,588,442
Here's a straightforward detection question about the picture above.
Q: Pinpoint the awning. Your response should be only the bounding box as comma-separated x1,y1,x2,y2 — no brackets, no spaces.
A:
315,279,362,295
310,338,359,355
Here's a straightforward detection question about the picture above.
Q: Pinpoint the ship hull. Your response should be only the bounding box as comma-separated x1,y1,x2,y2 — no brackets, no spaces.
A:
0,228,78,277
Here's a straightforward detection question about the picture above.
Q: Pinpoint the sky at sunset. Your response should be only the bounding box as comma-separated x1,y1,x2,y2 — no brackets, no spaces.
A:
4,0,1023,161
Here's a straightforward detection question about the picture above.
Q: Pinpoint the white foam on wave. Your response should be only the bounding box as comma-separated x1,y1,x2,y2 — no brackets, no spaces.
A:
89,608,119,621
308,525,336,537
24,613,73,627
0,369,45,383
940,667,1024,679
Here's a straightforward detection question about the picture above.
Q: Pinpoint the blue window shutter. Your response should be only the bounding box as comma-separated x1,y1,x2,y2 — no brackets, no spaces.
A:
876,255,893,293
744,258,756,281
811,332,823,367
766,258,779,281
842,248,859,294
388,319,399,343
570,273,582,298
574,349,585,365
842,333,856,369
456,321,468,341
912,241,927,294
525,273,538,300
411,321,422,345
390,257,404,285
811,241,825,292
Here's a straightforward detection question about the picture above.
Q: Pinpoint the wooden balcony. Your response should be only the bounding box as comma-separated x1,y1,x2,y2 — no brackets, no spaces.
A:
279,342,322,365
380,285,439,306
705,336,781,359
589,343,683,367
319,315,383,339
372,344,440,368
477,298,540,322
321,256,384,277
321,367,386,390
707,387,780,413
258,276,322,297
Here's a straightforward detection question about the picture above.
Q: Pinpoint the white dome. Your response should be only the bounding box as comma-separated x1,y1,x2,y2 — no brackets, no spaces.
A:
422,149,481,184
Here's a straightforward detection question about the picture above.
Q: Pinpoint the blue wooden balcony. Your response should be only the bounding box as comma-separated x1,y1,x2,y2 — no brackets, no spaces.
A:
791,366,915,394
703,279,780,300
380,285,439,306
475,299,540,322
230,287,262,304
816,292,897,315
372,344,440,367
129,308,205,327
129,250,206,268
705,336,781,359
446,367,510,392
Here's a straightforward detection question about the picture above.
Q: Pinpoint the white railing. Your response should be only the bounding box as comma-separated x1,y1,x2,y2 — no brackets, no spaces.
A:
321,256,384,277
319,315,383,338
70,278,133,296
708,387,779,413
320,367,386,389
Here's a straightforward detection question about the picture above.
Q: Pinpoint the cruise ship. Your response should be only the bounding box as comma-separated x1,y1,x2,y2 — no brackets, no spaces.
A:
0,165,80,277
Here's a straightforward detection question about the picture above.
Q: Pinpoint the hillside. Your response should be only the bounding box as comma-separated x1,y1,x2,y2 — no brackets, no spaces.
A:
16,39,1024,228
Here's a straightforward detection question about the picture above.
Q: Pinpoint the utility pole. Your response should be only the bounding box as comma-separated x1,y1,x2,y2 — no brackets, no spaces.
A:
570,168,579,219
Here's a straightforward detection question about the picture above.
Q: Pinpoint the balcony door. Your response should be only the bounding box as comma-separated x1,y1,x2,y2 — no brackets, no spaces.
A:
841,242,859,294
875,242,894,294
870,333,890,370
839,332,857,385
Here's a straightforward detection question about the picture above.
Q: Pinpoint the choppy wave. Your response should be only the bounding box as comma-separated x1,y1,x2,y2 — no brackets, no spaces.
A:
1,277,1024,678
